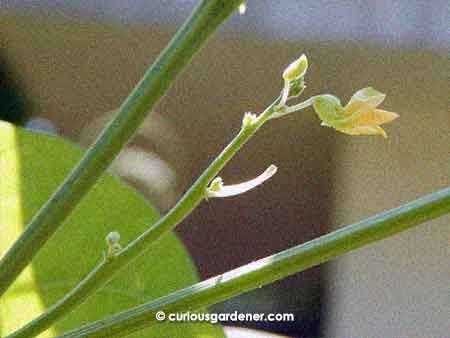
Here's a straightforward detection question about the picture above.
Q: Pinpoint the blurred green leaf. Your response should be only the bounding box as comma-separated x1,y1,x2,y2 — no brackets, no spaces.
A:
0,121,224,338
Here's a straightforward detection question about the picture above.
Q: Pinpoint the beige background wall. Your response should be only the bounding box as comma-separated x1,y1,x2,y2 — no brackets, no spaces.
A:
324,52,449,336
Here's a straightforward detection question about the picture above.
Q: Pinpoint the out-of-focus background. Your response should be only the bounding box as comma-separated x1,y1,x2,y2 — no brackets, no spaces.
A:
1,1,448,337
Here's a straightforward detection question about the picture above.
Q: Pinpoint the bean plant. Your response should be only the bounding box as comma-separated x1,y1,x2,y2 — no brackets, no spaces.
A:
1,1,449,337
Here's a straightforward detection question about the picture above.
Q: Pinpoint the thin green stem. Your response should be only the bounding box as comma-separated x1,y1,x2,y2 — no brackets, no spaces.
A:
57,187,450,337
279,80,290,105
0,0,243,298
6,94,280,337
285,96,316,113
269,96,316,120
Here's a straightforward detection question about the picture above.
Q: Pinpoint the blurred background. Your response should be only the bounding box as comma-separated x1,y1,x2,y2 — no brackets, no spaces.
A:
1,1,448,337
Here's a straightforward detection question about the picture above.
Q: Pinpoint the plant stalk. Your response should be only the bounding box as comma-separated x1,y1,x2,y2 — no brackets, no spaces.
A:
0,0,243,298
6,92,280,337
56,187,450,337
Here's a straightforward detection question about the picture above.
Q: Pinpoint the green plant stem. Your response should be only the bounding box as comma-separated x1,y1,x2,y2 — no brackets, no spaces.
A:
56,187,450,338
268,97,315,120
6,90,280,337
285,96,316,113
0,0,243,298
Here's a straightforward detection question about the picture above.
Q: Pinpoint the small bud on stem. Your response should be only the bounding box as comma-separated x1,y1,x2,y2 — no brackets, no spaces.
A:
106,231,122,258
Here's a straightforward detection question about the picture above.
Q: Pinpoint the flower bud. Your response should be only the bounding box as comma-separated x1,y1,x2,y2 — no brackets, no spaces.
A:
106,231,122,258
106,231,120,244
238,2,247,15
242,112,258,128
282,54,308,82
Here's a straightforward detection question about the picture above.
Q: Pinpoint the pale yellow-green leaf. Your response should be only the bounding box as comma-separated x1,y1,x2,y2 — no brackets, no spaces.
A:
343,87,386,115
347,109,399,127
336,125,387,138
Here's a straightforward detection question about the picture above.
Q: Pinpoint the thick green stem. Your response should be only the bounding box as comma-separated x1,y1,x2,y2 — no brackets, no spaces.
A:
0,0,243,298
56,187,450,338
